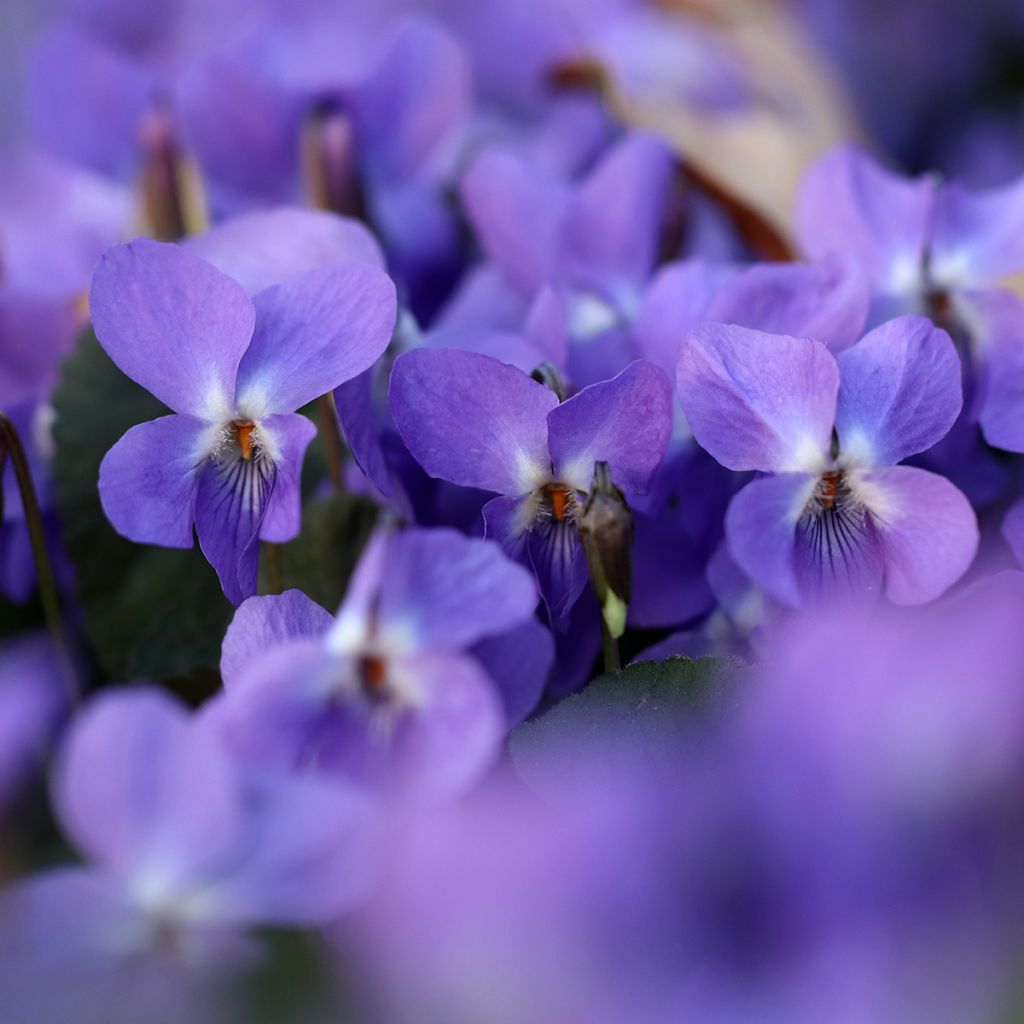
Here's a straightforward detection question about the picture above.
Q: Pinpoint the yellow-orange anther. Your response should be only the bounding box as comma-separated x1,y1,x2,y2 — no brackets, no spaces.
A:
233,420,255,460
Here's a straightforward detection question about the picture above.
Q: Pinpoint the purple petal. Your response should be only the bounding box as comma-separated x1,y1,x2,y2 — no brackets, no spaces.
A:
54,688,242,888
194,449,275,605
383,650,503,799
389,348,557,494
547,360,673,494
481,494,531,561
632,260,735,377
185,209,385,296
236,262,396,417
725,474,817,608
677,324,838,473
795,143,934,294
98,415,206,549
176,53,302,214
470,619,554,726
0,291,77,408
349,17,470,179
221,590,332,690
931,175,1024,288
90,240,255,419
371,528,539,652
558,133,673,293
458,149,568,296
198,776,371,926
976,290,1024,452
864,466,978,604
526,515,589,630
706,255,870,352
26,27,153,179
256,412,317,543
835,316,962,467
0,634,66,812
1002,499,1024,568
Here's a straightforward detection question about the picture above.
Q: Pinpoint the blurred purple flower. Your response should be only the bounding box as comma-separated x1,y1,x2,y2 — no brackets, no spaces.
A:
390,349,672,626
90,237,396,603
206,526,541,798
678,316,977,608
0,685,369,1024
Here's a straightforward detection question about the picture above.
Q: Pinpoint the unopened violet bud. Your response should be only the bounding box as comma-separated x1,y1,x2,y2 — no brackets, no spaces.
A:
302,99,362,217
138,104,208,240
579,460,633,639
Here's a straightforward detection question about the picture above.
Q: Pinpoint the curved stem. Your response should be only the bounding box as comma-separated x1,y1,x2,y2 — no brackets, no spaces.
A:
0,412,79,706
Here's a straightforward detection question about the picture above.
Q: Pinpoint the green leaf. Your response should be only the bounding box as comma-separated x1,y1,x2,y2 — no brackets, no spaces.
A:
509,656,741,790
51,330,235,680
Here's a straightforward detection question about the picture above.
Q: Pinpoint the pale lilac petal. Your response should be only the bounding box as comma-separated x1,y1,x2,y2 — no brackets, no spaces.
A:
795,143,934,294
835,316,962,467
524,286,570,368
471,619,554,726
632,260,735,376
389,348,557,494
54,689,242,888
0,291,77,407
194,451,275,606
706,255,870,352
930,174,1024,288
256,412,317,543
221,590,332,690
677,324,838,473
98,415,206,549
336,367,396,499
864,465,978,605
384,650,503,798
198,776,371,926
458,149,568,296
236,262,397,417
185,209,385,296
373,529,538,651
558,133,674,292
547,360,673,494
725,474,817,608
90,239,254,419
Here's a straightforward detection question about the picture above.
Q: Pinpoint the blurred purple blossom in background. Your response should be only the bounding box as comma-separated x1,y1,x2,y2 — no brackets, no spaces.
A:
5,0,1024,1021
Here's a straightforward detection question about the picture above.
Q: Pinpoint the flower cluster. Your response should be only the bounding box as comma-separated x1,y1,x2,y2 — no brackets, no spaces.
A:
4,1,1024,1022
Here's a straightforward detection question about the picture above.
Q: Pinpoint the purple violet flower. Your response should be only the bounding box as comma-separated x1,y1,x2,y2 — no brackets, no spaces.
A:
206,526,539,798
677,316,979,608
90,237,396,603
0,685,369,1024
389,349,673,626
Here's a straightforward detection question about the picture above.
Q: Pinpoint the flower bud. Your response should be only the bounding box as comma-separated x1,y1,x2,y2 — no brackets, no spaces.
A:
578,461,633,639
302,99,362,217
530,362,567,403
138,104,208,240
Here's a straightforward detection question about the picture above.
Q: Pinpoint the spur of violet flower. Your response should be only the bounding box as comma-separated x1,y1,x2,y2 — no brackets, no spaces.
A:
90,237,396,604
205,527,540,799
677,316,978,608
389,349,672,627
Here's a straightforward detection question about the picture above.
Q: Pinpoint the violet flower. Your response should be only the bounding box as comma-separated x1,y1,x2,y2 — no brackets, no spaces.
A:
90,237,396,603
796,143,1024,454
677,316,978,608
0,686,369,1024
206,526,540,798
389,349,673,626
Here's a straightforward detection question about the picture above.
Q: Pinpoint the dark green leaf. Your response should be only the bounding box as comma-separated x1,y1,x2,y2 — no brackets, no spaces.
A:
509,656,741,789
